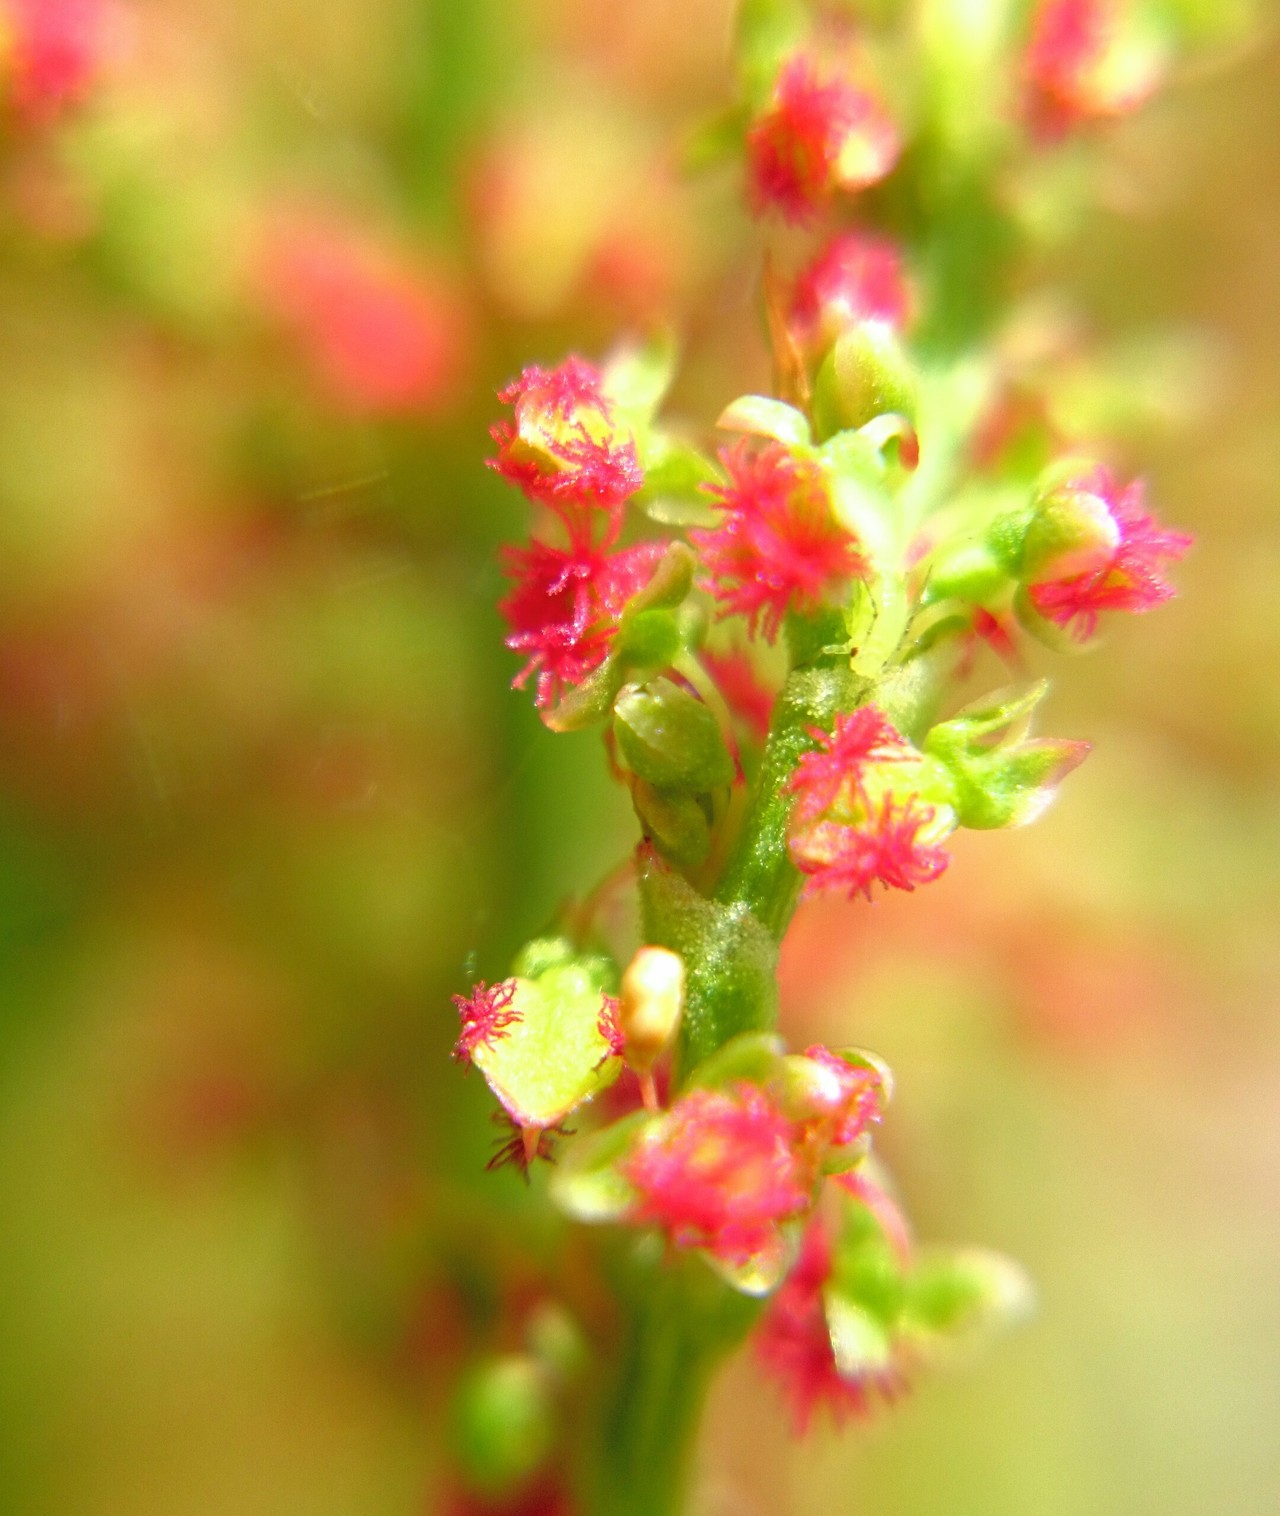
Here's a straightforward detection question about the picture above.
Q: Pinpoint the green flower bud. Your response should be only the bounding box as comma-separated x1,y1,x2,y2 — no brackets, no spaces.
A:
451,1355,555,1497
812,324,918,442
613,677,735,793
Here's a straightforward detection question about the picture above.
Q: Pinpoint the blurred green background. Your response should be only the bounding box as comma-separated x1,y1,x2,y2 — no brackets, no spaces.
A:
0,2,1277,1513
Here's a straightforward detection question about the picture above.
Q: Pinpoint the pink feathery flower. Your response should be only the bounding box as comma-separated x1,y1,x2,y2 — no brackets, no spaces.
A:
489,358,642,545
755,1216,901,1434
788,709,954,902
789,231,911,354
789,706,916,825
499,537,663,709
1026,469,1192,640
622,1084,810,1267
1024,0,1163,139
452,979,520,1065
693,442,865,643
746,55,900,224
255,212,468,417
3,0,122,125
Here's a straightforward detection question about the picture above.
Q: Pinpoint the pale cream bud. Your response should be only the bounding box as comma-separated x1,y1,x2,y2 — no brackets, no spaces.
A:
619,946,685,1071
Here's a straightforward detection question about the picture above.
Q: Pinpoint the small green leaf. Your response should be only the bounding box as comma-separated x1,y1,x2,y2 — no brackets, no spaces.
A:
602,331,679,425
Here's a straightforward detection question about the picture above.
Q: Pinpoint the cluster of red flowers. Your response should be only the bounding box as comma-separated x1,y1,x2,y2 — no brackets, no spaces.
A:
490,358,658,710
452,979,521,1065
787,707,953,901
694,442,865,643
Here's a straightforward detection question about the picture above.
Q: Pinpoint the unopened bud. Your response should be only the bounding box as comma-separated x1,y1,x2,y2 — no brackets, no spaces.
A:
812,323,918,443
619,946,685,1071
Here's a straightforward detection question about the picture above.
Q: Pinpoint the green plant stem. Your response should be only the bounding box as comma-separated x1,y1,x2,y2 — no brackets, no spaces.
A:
581,1250,759,1516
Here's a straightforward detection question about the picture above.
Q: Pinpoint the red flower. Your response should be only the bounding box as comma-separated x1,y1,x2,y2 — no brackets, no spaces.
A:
755,1216,899,1433
788,708,954,902
746,55,900,223
255,212,468,417
622,1084,810,1266
1024,0,1162,139
1025,469,1192,640
693,442,865,642
3,0,121,125
798,1045,884,1151
499,538,663,709
453,980,521,1064
789,231,911,354
489,358,642,545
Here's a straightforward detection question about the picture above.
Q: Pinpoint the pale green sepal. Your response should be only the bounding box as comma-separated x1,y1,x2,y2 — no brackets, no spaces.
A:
472,959,622,1131
683,1030,785,1092
548,1112,652,1224
716,395,812,447
824,1291,895,1379
898,1247,1035,1349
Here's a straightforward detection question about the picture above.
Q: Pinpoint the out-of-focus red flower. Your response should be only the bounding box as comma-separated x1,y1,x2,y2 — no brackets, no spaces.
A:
1024,0,1163,139
755,1215,899,1433
489,358,641,545
701,646,777,746
254,211,469,417
746,55,899,223
694,442,865,642
443,1474,574,1516
789,230,912,356
1024,468,1192,640
622,1083,810,1266
1,0,123,126
788,707,954,902
499,538,663,709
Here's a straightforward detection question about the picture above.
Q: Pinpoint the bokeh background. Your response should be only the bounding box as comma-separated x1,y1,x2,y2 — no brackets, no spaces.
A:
0,2,1277,1514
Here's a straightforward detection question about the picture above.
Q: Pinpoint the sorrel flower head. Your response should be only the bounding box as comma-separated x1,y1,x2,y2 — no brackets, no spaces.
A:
622,1083,810,1267
1021,467,1192,640
489,358,642,544
746,55,900,223
499,538,663,709
1024,0,1164,139
453,980,520,1065
788,707,955,901
789,231,911,356
755,1215,900,1433
255,212,468,417
693,442,865,643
